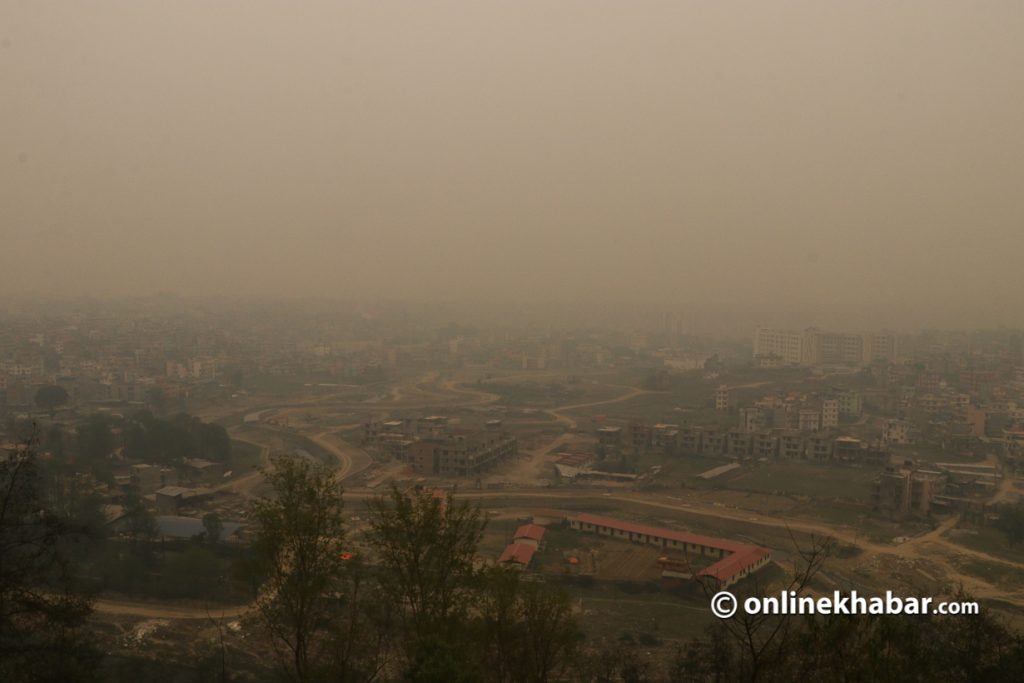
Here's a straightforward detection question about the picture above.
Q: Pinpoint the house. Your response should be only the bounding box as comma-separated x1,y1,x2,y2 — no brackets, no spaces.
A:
184,458,227,479
512,523,546,548
154,486,214,514
497,543,536,569
154,515,245,540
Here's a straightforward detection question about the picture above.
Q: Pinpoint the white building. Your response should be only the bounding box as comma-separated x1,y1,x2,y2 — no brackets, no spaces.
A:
882,419,913,445
798,409,822,432
753,327,809,365
821,399,839,428
753,327,898,367
716,385,732,411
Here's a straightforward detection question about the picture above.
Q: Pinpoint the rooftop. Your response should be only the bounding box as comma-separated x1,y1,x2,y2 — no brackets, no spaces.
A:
513,523,546,542
155,516,244,539
498,542,536,566
573,513,772,584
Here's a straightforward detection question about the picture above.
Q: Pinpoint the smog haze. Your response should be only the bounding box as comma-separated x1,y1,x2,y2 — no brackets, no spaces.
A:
2,1,1023,327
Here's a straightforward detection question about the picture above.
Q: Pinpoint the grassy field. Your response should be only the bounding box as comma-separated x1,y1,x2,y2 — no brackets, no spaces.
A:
954,557,1024,591
640,453,730,478
481,377,633,409
944,527,1024,564
228,438,262,471
570,392,705,423
889,442,989,464
719,461,878,503
565,580,714,644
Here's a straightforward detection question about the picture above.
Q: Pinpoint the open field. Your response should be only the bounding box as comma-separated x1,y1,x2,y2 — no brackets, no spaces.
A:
227,438,262,472
718,461,878,502
889,443,987,464
944,527,1024,565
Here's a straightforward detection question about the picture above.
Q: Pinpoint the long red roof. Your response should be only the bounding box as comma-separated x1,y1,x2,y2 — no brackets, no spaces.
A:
574,513,749,553
696,547,772,582
498,542,536,566
573,513,771,583
513,523,546,542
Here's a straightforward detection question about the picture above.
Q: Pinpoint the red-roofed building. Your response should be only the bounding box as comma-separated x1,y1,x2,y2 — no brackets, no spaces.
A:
696,547,772,585
498,542,536,569
570,513,772,588
513,523,546,547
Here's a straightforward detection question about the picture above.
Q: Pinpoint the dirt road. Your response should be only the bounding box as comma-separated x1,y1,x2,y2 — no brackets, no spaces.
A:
93,598,249,620
546,385,655,429
307,429,373,481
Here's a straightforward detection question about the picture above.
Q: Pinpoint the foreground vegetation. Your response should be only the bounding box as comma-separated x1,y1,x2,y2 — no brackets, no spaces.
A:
3,435,1024,681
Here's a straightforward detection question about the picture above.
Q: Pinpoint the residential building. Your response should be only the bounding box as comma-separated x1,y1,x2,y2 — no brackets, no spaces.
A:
753,327,898,367
882,419,913,445
821,399,839,428
716,385,732,411
409,429,517,477
798,409,822,432
874,466,947,518
753,327,809,365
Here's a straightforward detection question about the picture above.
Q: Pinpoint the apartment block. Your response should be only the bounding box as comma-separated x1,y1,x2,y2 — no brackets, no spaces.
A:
715,385,732,411
821,399,839,428
410,429,517,477
753,327,898,367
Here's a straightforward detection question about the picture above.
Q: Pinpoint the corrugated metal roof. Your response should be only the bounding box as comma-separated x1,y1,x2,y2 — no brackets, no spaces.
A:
498,542,536,566
574,513,750,553
697,547,772,582
573,513,771,584
513,523,546,542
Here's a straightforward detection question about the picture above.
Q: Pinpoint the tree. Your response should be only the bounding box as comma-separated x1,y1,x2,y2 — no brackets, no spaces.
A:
76,414,115,464
994,503,1024,546
42,424,66,460
674,538,1024,681
202,512,224,545
144,387,167,416
675,533,834,682
122,489,159,559
477,567,580,683
34,384,69,417
0,434,99,681
122,411,232,465
770,590,1024,681
251,455,347,682
366,486,487,681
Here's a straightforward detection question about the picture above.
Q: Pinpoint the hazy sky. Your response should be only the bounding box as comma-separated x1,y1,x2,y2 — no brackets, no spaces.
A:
2,1,1023,323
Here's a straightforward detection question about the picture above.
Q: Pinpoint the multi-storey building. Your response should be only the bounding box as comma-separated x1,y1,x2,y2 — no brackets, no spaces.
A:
778,431,804,459
701,430,727,455
651,424,680,451
882,419,913,445
726,430,752,458
753,327,809,365
754,327,898,367
752,432,778,458
798,408,822,432
410,429,517,477
715,385,732,411
821,399,839,428
678,426,702,454
805,435,834,461
874,466,946,518
835,391,862,416
740,407,768,433
864,331,898,363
